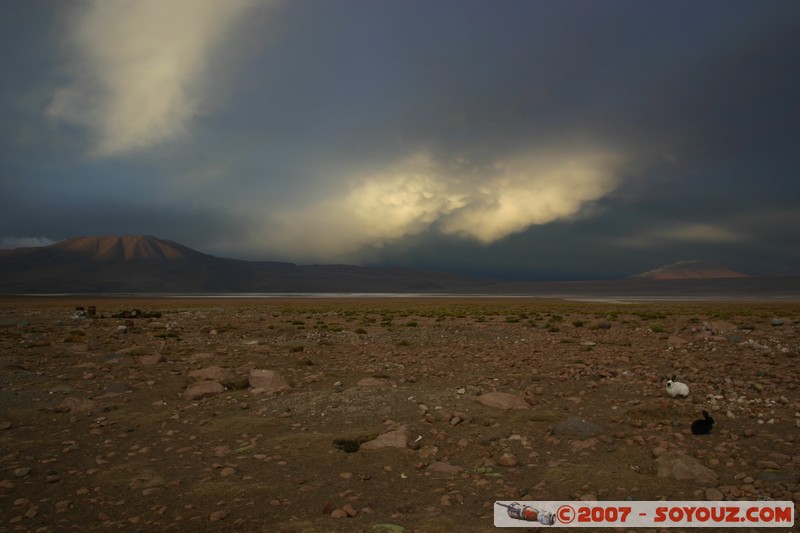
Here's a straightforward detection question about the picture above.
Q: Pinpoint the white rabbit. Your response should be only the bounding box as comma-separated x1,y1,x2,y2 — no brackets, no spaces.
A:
665,374,689,398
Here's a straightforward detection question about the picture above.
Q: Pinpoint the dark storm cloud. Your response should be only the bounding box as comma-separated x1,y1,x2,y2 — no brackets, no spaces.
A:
2,1,799,278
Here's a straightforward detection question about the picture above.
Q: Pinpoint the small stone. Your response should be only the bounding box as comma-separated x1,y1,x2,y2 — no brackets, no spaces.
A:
756,460,780,470
476,392,529,410
342,504,357,517
248,369,291,392
426,462,463,474
13,467,31,478
209,510,227,522
59,397,97,414
656,451,719,487
189,366,234,384
357,377,389,387
138,354,165,365
55,500,70,512
330,508,348,519
496,452,519,467
183,381,224,400
360,427,409,450
705,487,724,501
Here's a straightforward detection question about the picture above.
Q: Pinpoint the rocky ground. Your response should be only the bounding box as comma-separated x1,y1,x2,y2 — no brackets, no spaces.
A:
0,297,798,532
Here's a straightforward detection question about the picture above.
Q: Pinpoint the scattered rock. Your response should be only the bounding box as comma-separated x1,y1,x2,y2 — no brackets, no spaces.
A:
58,397,97,414
496,452,519,467
137,354,166,365
476,392,529,410
357,377,389,387
183,381,224,400
656,451,719,487
189,366,235,384
342,504,357,517
13,467,31,478
248,369,291,392
426,462,463,474
360,427,409,450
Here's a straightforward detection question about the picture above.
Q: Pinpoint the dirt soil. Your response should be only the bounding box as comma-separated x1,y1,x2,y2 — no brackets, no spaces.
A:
0,297,798,532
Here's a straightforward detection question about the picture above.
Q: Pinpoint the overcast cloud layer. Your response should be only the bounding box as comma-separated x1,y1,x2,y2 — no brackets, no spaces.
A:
1,1,799,279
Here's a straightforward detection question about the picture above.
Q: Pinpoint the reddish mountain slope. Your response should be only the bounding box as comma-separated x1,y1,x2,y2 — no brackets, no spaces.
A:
633,260,749,280
52,235,201,261
0,235,486,293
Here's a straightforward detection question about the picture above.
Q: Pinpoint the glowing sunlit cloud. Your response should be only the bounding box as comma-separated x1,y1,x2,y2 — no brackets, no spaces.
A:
258,148,625,261
440,151,622,243
47,0,256,157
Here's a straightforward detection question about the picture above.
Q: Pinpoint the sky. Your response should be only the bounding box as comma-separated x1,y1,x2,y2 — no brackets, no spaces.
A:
2,1,799,281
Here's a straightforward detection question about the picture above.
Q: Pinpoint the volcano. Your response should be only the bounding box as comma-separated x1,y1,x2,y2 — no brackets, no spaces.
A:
632,260,749,280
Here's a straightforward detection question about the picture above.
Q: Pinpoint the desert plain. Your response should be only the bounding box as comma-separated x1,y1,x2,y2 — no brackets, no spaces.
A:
0,296,798,532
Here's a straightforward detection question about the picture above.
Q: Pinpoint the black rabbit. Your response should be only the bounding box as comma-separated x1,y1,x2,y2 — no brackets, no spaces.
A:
691,410,715,435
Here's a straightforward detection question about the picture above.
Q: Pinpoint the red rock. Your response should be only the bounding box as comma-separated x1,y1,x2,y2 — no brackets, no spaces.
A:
656,451,719,487
137,354,165,365
342,504,357,517
59,397,97,414
360,427,409,450
183,381,224,400
357,377,388,387
496,452,519,467
426,462,463,474
248,370,291,392
189,366,234,383
476,392,529,410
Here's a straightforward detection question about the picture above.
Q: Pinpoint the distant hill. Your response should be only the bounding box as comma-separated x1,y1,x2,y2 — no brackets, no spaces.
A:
0,235,491,293
1,236,797,297
632,260,749,280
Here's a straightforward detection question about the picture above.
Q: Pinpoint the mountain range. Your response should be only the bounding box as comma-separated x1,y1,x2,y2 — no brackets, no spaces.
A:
0,235,797,297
